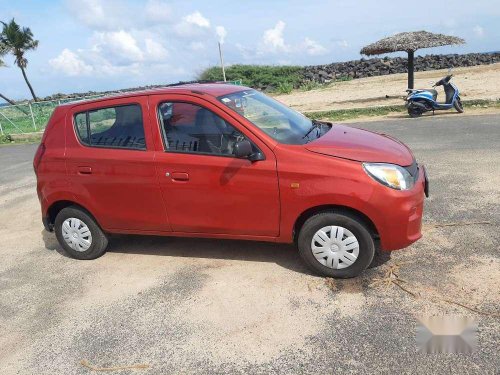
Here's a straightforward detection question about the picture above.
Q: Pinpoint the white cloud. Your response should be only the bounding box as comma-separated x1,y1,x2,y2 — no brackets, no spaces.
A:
252,20,330,58
67,0,172,29
49,30,173,77
49,49,93,76
145,38,168,61
185,11,210,28
66,0,132,30
473,25,484,37
174,11,211,37
92,30,144,63
301,37,328,56
261,20,289,52
145,0,172,23
67,0,106,28
216,26,227,44
51,4,228,81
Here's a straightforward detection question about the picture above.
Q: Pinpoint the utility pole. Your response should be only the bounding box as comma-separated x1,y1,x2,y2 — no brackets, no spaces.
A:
218,42,226,82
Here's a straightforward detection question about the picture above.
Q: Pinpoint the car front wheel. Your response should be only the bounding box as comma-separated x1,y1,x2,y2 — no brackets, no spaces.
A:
297,211,375,278
54,206,108,260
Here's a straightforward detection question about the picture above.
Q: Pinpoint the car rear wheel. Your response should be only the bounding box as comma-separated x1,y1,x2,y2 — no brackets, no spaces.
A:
297,212,375,278
55,206,108,260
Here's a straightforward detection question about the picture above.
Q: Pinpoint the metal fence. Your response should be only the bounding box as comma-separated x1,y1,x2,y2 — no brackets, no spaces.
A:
0,81,245,136
0,94,105,136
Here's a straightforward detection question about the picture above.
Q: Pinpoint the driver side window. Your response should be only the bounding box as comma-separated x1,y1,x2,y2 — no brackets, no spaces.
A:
158,102,247,156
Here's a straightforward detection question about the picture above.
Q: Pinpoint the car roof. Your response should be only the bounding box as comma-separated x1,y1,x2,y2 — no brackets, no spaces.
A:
59,83,251,108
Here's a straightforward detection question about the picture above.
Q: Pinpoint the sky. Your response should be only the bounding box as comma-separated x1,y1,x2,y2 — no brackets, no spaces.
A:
0,0,499,100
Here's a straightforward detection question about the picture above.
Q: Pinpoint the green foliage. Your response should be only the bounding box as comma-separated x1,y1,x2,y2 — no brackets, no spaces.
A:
0,18,39,68
306,105,406,122
0,102,54,134
276,82,293,94
0,134,12,143
198,64,303,92
299,81,322,91
1,18,39,100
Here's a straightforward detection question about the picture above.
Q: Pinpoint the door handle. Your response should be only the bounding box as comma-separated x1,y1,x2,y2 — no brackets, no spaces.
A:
78,166,92,175
170,172,189,181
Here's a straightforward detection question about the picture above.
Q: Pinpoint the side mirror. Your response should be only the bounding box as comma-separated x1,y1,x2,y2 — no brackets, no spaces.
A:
233,140,253,158
233,140,264,161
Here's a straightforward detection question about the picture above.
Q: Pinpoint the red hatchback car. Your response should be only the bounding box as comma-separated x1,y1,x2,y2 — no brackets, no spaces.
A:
34,83,427,278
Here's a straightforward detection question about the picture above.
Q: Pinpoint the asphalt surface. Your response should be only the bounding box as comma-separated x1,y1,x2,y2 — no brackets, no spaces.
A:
0,113,499,374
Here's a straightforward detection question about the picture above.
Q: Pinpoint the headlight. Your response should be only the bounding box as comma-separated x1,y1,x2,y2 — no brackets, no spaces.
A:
363,163,414,190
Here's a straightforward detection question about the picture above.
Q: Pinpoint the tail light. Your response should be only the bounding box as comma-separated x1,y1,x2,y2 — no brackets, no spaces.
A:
33,143,46,174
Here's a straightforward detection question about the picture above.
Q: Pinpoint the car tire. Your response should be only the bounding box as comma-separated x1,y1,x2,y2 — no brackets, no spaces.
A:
297,211,375,278
55,206,108,260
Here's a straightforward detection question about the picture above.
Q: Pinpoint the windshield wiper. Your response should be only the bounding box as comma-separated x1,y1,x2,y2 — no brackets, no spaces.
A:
302,120,322,140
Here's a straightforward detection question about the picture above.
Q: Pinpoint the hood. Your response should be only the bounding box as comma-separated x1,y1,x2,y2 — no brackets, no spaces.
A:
305,124,414,165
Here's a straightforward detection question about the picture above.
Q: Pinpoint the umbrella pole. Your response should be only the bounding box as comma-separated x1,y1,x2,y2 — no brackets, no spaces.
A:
407,50,414,89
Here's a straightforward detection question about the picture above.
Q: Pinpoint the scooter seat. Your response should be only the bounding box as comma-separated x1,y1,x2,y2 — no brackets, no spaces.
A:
427,89,438,101
408,89,438,101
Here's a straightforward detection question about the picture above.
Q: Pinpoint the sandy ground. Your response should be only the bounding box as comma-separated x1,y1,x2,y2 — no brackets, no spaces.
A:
275,63,500,112
0,114,499,374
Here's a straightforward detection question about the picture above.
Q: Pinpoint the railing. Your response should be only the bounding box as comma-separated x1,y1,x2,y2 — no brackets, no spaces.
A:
0,81,246,136
0,94,105,135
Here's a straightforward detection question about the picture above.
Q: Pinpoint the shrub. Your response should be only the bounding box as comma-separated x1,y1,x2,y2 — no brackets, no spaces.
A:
198,64,303,92
299,81,322,91
276,82,293,94
0,134,13,143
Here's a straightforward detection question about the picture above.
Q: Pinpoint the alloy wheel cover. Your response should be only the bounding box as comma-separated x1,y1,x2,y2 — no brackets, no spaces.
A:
62,217,93,252
311,226,360,269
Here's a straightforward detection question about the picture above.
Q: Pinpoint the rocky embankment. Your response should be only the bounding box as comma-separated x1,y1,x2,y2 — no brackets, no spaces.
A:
303,52,500,82
38,52,500,101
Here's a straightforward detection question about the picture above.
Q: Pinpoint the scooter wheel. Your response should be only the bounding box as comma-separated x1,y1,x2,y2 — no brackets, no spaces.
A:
454,97,464,113
408,107,423,118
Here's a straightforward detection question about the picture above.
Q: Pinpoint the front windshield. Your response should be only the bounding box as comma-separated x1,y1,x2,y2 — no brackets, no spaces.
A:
218,89,328,145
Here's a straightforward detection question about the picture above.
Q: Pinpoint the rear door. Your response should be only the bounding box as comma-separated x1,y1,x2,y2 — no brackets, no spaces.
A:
149,94,280,237
65,96,169,232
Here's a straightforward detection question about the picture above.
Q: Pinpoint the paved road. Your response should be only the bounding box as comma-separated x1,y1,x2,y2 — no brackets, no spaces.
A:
0,113,499,374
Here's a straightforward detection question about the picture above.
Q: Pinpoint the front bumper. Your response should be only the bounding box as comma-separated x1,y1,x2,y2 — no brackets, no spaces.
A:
376,165,427,251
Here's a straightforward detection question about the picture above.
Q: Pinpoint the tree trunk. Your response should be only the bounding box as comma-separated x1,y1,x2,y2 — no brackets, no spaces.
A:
0,93,30,115
0,93,17,106
407,50,415,89
20,66,38,102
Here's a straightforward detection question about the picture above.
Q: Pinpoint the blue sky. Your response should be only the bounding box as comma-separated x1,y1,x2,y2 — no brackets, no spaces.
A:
0,0,498,100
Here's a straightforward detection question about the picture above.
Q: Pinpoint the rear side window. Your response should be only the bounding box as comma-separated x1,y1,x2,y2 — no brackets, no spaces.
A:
74,104,146,150
75,113,89,144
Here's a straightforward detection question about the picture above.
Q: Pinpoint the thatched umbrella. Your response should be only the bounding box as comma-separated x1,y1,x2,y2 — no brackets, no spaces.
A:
360,31,465,89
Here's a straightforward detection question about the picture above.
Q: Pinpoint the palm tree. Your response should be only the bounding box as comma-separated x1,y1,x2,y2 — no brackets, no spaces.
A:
0,19,39,101
0,41,17,105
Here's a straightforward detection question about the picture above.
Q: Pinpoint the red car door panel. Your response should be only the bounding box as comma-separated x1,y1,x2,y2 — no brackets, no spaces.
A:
149,94,280,237
65,96,169,232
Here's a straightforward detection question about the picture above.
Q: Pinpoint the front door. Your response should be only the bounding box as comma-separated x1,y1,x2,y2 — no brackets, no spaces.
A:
150,95,280,237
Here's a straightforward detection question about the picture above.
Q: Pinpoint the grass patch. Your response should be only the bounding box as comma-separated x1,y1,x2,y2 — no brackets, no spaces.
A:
0,103,54,134
463,99,500,108
0,132,42,145
198,64,303,91
305,99,500,122
306,105,406,122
